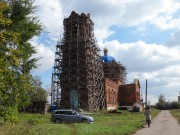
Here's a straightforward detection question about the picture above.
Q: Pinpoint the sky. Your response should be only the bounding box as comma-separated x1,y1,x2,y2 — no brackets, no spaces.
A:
30,0,180,105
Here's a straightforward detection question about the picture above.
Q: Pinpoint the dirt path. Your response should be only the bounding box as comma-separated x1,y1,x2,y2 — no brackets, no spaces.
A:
133,110,180,135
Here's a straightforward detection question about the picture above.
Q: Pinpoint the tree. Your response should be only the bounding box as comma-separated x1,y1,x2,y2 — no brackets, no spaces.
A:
156,94,168,109
19,76,48,113
158,94,166,103
170,101,180,109
0,0,42,123
29,76,47,102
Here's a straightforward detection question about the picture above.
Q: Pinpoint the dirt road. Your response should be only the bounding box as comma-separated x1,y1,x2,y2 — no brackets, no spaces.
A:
133,110,180,135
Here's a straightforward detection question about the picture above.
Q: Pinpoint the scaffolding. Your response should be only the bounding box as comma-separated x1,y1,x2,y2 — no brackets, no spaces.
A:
51,41,63,107
52,11,105,111
103,61,127,83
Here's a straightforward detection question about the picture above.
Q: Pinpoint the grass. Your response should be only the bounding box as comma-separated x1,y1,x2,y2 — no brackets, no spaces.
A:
169,109,180,124
0,109,160,135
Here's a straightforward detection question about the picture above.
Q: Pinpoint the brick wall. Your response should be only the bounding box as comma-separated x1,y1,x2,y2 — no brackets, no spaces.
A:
118,82,141,106
104,78,119,110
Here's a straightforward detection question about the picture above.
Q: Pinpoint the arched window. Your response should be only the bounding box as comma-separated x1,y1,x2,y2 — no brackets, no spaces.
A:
108,90,111,104
111,90,113,104
107,88,110,102
113,90,115,103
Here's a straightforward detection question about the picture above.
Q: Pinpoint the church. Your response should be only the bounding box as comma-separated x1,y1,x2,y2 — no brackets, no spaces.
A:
102,47,141,110
51,11,142,111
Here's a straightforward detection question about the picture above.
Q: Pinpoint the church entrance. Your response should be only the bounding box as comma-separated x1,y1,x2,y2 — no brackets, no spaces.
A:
70,89,79,110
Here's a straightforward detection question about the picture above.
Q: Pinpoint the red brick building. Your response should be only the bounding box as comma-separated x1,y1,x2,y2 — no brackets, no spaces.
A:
102,48,141,110
104,78,141,109
104,78,119,110
119,79,141,106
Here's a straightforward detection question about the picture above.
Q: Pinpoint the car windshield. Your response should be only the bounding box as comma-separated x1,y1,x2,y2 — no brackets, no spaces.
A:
53,110,83,115
73,111,81,115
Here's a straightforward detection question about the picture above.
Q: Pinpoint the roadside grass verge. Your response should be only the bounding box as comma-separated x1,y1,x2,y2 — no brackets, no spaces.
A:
0,109,160,135
169,109,180,124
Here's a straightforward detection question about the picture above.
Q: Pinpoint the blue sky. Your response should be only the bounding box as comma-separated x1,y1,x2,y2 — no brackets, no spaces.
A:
30,0,180,104
108,25,174,44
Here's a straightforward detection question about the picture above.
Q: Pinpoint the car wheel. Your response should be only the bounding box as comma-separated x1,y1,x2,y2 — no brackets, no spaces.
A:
55,118,62,124
82,119,89,123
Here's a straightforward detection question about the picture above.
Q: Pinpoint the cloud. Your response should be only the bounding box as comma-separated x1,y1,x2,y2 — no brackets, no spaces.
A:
33,0,180,41
58,0,180,41
30,0,180,103
152,15,180,30
30,0,180,46
33,44,54,71
34,0,64,39
29,37,54,72
166,30,180,47
101,40,180,103
102,40,180,72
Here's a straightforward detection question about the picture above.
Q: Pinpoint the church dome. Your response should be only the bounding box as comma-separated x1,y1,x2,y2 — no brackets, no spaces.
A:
101,55,115,63
101,47,115,63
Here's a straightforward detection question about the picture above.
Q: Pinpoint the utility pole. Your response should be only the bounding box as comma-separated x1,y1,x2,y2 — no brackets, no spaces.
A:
51,73,53,108
145,79,148,106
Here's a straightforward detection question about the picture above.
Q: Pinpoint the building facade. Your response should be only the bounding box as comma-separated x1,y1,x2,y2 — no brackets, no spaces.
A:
52,11,105,111
104,78,119,110
119,79,141,106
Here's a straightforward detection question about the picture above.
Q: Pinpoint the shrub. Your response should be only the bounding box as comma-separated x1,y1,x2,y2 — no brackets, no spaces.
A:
156,101,180,110
0,106,18,124
133,105,140,112
0,117,5,126
156,102,169,110
170,101,180,109
118,106,128,110
27,118,40,125
108,109,117,113
132,103,142,112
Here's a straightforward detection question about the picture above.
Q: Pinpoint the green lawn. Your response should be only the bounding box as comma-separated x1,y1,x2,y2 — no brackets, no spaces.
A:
169,109,180,124
0,109,160,135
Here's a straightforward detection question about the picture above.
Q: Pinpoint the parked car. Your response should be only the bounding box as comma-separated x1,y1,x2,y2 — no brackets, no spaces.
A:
51,109,94,124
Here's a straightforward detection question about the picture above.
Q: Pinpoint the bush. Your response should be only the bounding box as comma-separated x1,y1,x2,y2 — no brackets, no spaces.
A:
0,117,5,126
108,109,117,113
118,106,128,110
156,101,180,110
156,102,169,110
0,106,18,124
170,101,180,109
132,103,142,112
27,118,40,125
133,105,140,112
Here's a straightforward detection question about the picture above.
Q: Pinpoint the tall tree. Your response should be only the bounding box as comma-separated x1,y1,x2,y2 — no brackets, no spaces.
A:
0,0,42,123
158,94,166,103
29,76,47,102
156,94,168,109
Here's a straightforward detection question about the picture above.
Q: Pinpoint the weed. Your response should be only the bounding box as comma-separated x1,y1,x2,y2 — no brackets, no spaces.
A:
0,109,161,135
170,109,180,124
